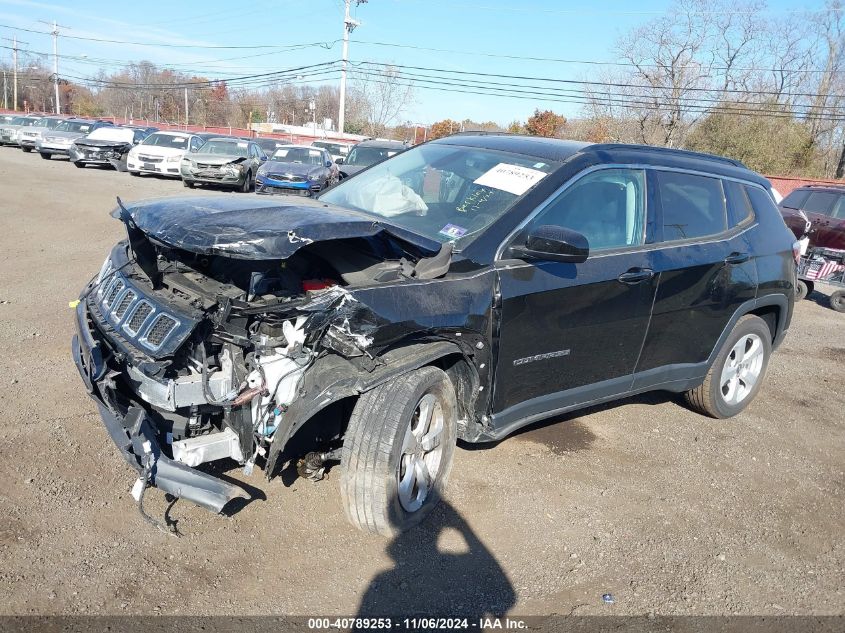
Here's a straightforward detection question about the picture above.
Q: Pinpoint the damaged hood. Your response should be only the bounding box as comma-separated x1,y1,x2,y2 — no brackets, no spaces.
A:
111,195,443,260
187,153,245,166
74,138,132,148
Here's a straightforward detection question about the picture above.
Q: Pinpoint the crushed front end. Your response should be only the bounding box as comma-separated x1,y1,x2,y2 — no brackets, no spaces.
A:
71,196,480,518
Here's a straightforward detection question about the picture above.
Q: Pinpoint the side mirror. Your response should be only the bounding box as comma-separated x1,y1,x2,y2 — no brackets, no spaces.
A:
260,155,267,162
190,147,198,153
335,157,344,164
509,225,589,263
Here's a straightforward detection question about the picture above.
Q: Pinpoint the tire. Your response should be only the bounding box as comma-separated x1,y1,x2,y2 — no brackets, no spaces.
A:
21,146,31,153
684,314,772,419
795,279,813,301
239,171,253,193
830,290,845,313
129,170,140,177
183,179,195,188
74,161,85,168
340,365,458,536
40,152,51,160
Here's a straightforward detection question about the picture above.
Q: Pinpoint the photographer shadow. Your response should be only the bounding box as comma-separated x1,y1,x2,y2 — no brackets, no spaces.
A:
355,500,515,625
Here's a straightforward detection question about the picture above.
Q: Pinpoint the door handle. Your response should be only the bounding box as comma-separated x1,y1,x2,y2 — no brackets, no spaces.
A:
724,252,750,265
617,268,655,284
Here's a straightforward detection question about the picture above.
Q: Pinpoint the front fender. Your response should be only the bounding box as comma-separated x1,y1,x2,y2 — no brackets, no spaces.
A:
265,340,467,477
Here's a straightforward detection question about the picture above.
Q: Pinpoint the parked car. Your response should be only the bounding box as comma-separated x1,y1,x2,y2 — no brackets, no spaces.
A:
17,115,66,152
338,139,407,178
37,119,110,159
0,115,43,146
69,126,153,170
127,131,206,177
311,139,353,163
254,137,291,155
180,137,266,192
779,185,845,250
71,135,796,535
255,144,338,196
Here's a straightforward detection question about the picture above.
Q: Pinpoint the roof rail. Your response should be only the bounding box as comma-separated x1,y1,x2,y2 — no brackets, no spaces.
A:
590,143,745,168
802,183,845,188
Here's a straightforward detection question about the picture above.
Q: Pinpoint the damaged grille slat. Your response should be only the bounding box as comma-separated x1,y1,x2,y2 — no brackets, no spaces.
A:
125,301,154,335
104,279,125,306
113,290,137,319
144,314,178,348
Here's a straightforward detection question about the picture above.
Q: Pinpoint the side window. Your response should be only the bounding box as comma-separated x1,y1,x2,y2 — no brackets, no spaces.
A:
190,137,201,151
724,180,755,228
525,168,647,250
744,185,781,221
656,171,727,241
780,189,809,210
803,191,837,216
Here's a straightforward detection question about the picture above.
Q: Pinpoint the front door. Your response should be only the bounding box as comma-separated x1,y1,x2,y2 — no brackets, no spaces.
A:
492,167,658,430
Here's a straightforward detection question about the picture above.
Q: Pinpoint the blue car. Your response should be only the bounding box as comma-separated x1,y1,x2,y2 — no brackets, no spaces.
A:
255,145,338,196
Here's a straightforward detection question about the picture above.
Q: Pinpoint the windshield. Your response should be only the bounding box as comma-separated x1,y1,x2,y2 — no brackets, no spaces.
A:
85,127,134,142
54,120,94,133
272,147,325,165
200,140,248,157
41,117,64,129
345,145,402,166
313,141,348,155
20,117,41,127
319,143,559,246
142,133,189,149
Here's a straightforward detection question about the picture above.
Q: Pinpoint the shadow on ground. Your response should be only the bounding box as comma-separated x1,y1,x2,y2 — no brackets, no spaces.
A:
355,500,515,624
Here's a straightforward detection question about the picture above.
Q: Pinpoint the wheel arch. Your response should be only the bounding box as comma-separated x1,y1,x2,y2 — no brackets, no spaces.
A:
265,340,479,478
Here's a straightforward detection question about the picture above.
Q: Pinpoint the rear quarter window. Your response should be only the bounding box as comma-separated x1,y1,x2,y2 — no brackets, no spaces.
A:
744,185,784,223
656,171,728,241
724,180,755,228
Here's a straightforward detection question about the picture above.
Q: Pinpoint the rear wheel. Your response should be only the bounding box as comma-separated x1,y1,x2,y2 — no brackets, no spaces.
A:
340,365,458,536
795,279,813,301
684,315,772,419
830,290,845,313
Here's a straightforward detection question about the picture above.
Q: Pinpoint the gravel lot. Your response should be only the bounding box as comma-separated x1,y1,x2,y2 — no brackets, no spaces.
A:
0,148,843,619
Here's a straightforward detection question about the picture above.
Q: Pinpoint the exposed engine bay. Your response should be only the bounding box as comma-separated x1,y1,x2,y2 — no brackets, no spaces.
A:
73,195,489,519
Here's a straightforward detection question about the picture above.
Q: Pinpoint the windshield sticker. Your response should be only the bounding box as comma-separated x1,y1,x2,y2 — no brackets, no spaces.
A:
309,150,321,156
474,163,547,196
439,223,468,239
533,162,546,169
237,141,248,148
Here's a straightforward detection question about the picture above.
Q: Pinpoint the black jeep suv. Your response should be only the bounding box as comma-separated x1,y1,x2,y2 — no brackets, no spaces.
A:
72,135,797,535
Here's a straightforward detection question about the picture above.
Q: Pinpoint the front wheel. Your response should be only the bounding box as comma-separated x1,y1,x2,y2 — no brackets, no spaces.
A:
795,279,814,301
73,161,85,168
21,146,32,153
129,170,140,177
830,289,845,313
39,152,51,160
684,315,772,419
183,179,195,188
239,171,253,193
340,365,458,536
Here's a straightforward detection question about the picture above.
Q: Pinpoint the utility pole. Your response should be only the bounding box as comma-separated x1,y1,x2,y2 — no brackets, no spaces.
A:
1,36,25,111
39,21,67,114
338,0,366,135
184,86,189,127
2,71,6,110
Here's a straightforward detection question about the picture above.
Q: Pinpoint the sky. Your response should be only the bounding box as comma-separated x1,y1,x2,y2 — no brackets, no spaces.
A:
0,0,831,126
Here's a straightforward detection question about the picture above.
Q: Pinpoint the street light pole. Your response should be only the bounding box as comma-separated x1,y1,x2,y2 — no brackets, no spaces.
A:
51,21,60,114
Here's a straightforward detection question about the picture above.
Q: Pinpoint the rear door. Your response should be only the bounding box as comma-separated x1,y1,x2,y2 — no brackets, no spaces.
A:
634,170,757,383
492,167,658,426
812,194,845,249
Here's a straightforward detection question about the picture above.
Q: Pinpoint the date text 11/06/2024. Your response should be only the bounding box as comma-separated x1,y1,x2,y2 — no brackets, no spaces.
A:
306,617,528,630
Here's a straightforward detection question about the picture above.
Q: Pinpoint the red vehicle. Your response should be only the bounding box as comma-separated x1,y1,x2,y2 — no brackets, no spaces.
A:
779,185,845,250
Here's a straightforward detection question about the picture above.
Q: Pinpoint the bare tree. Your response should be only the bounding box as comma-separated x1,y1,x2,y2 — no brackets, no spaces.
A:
352,65,415,137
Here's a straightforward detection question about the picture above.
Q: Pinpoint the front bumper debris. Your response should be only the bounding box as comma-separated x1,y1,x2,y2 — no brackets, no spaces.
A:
72,300,249,513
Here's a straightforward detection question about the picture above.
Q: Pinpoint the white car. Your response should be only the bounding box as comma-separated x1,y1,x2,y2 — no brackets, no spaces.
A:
310,140,353,164
127,131,207,178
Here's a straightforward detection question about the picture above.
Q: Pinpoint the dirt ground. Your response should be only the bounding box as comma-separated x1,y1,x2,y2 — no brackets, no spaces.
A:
0,147,843,619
